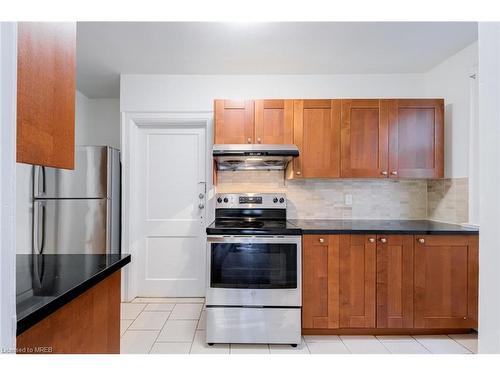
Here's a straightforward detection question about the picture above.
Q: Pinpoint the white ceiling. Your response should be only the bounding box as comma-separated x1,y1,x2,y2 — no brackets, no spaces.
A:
76,22,478,98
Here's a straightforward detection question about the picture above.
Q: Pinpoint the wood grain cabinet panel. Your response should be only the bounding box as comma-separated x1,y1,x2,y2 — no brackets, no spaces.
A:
17,22,76,169
388,99,444,178
292,99,341,178
414,235,478,329
339,235,376,328
340,99,389,178
254,100,293,144
214,100,254,144
376,235,414,328
302,235,340,329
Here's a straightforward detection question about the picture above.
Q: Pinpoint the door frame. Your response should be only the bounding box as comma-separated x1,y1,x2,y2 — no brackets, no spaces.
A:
121,112,213,301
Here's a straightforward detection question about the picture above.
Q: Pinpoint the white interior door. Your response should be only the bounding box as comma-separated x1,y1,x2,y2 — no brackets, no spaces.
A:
136,126,206,296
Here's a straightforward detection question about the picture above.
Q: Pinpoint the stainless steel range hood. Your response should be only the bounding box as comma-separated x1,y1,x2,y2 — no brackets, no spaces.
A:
213,144,299,171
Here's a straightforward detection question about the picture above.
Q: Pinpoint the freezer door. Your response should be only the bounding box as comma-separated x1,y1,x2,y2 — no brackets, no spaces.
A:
33,199,110,254
33,146,111,199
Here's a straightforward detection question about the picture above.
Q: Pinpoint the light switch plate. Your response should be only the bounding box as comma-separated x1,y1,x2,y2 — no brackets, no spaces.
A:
344,193,353,206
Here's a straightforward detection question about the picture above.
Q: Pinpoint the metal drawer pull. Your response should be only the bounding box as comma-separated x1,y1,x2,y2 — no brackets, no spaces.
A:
296,171,301,175
247,138,252,143
380,238,387,243
319,238,325,243
391,171,398,176
381,171,388,175
418,238,425,244
368,238,375,243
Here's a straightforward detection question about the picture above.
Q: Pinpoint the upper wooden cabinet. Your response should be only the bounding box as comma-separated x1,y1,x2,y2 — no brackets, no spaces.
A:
17,22,76,169
339,234,376,328
388,99,444,178
302,235,340,329
254,100,294,144
414,235,478,329
376,235,414,328
292,100,340,178
214,100,254,144
341,99,389,178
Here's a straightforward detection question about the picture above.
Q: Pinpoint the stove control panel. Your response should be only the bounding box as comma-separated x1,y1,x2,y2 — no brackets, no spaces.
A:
215,193,286,209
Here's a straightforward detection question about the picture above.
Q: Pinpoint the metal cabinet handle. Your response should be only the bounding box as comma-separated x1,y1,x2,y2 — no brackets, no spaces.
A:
368,238,375,243
319,238,325,243
418,238,425,244
296,171,301,175
247,138,252,143
391,171,398,176
380,238,387,243
381,171,388,176
257,138,262,143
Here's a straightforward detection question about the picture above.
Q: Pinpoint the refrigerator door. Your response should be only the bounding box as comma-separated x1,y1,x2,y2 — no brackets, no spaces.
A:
33,199,110,254
33,146,113,199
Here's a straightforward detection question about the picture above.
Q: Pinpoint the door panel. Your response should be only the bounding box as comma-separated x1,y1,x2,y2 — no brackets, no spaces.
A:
376,235,414,328
414,235,478,329
214,100,254,144
293,100,340,178
17,22,76,169
341,99,389,178
339,234,376,328
137,127,206,296
388,99,444,178
34,199,108,255
302,235,340,329
254,100,293,144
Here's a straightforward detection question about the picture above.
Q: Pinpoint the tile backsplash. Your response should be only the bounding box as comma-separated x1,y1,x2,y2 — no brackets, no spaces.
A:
216,171,468,223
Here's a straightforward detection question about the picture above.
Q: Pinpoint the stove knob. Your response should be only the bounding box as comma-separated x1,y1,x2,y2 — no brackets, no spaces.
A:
279,197,285,203
273,197,278,203
217,197,222,203
223,197,229,203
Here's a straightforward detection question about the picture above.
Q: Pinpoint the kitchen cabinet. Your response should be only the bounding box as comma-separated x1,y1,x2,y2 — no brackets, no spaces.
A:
388,99,444,178
254,99,294,144
414,235,478,329
292,100,341,178
17,22,76,169
302,235,339,329
340,99,389,178
214,100,254,144
376,235,414,328
339,235,376,328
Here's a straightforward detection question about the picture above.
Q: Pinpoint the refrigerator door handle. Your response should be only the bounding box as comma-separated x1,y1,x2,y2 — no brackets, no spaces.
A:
33,201,46,255
33,166,46,198
40,202,46,254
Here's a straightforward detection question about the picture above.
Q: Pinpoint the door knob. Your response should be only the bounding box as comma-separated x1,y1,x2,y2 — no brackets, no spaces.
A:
198,203,205,209
380,238,387,243
199,193,205,199
368,238,375,243
418,238,425,244
319,238,325,243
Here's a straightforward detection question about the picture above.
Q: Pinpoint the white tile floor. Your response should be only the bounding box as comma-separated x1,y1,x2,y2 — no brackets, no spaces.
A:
120,298,478,354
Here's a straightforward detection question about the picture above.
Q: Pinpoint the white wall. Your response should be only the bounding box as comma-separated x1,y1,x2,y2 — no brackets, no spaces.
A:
120,74,427,112
76,91,120,149
1,21,18,353
478,22,500,354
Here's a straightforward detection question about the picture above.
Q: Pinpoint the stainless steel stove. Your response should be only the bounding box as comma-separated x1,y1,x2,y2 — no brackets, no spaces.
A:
205,193,301,346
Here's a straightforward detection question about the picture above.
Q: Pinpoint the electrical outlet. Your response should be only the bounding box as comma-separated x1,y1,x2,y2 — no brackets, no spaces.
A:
344,194,353,206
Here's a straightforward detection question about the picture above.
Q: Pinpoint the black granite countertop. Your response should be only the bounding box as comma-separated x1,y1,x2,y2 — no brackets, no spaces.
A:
287,219,479,235
16,253,131,336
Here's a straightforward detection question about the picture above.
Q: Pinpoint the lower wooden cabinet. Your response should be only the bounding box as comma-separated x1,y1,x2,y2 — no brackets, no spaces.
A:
302,234,478,333
339,235,376,328
414,235,478,329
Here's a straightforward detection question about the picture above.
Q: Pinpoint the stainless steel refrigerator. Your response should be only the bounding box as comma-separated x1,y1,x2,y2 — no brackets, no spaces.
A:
32,146,121,254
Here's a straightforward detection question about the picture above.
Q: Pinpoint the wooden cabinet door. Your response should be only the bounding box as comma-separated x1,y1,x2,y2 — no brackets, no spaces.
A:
339,234,376,328
414,235,478,329
302,235,340,329
292,100,340,178
388,99,444,178
376,235,414,328
17,22,76,169
254,100,293,144
214,100,254,144
340,99,389,178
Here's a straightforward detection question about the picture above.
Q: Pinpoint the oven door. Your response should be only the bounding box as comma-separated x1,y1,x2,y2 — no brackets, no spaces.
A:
206,235,301,307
